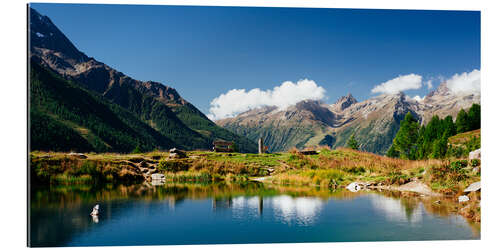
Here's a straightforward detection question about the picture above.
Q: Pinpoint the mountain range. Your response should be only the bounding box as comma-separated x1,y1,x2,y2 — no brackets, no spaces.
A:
217,84,480,154
29,8,258,153
28,7,480,155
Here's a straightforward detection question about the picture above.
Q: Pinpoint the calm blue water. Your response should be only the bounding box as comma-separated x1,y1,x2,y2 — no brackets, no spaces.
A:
29,182,479,247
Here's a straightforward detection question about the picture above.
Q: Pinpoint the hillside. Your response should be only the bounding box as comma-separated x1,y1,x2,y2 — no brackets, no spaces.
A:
218,88,480,154
217,101,337,152
30,60,178,152
449,129,481,146
29,8,258,153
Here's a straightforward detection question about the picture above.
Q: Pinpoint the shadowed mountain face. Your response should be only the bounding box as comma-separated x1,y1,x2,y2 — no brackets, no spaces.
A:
29,8,258,153
217,100,338,153
217,87,480,154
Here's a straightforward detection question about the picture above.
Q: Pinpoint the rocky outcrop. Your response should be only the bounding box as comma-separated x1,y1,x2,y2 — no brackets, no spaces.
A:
169,148,187,159
331,93,357,112
458,195,470,202
67,152,87,159
469,149,481,160
464,181,481,193
395,181,438,196
346,182,374,192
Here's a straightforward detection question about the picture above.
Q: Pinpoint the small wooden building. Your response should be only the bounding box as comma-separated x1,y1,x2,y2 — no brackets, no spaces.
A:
213,140,235,152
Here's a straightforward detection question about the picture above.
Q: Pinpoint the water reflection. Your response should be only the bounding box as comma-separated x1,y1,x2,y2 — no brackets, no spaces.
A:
270,195,323,226
91,215,99,224
29,182,480,247
370,195,423,224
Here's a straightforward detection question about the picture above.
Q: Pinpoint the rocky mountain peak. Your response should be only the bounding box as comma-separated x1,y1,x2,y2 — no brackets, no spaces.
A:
331,93,358,112
29,7,190,107
426,82,450,100
29,8,88,63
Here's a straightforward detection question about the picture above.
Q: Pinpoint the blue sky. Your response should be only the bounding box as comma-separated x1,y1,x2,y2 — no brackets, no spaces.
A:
30,3,480,117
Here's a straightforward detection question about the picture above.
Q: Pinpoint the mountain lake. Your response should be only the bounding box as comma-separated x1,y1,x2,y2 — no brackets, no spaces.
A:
29,181,479,246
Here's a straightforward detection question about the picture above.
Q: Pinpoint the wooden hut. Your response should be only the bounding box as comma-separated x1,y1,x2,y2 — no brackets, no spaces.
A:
213,140,235,152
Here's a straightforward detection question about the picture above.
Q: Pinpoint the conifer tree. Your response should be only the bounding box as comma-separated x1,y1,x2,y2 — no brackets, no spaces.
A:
442,115,456,137
132,143,144,154
468,103,481,130
392,112,420,160
386,144,399,158
347,133,360,150
456,109,469,133
431,136,448,159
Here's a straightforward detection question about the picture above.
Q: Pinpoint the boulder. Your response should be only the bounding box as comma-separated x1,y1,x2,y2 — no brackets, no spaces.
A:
139,161,149,168
151,173,165,180
458,195,470,203
346,182,362,192
169,148,187,158
151,155,162,160
464,181,481,193
68,152,87,159
469,148,481,160
151,179,165,186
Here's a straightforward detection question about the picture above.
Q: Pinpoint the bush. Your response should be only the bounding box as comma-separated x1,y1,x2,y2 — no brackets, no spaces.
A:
132,144,144,154
447,145,467,158
470,159,480,167
450,160,468,172
345,166,366,175
73,160,99,176
466,136,480,152
158,159,189,172
387,171,409,185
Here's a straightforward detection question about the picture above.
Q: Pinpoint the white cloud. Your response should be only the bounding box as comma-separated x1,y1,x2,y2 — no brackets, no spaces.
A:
425,80,433,90
371,74,423,95
207,79,326,120
445,69,480,94
412,95,424,102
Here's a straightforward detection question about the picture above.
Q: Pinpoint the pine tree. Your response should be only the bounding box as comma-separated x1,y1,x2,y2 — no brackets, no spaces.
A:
347,133,359,150
416,125,427,159
424,115,443,142
456,109,469,133
132,143,144,154
386,144,399,158
431,136,448,159
468,103,481,130
392,112,420,160
442,115,456,137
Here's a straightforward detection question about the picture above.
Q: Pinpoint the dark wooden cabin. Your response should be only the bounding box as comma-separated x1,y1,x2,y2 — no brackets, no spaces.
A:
213,140,235,152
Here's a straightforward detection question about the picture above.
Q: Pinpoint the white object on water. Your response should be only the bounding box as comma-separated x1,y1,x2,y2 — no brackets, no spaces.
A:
91,215,99,223
90,204,99,216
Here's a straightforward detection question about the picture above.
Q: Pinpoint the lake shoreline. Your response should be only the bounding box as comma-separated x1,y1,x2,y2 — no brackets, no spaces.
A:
30,147,481,223
29,181,480,247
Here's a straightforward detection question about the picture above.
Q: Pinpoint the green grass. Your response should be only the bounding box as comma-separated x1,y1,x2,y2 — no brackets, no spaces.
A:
31,147,480,196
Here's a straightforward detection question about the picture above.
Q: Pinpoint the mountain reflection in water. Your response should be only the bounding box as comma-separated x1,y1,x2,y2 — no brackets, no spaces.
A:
29,182,480,247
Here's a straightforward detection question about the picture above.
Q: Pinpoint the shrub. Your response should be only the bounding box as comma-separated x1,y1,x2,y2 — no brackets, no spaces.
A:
447,145,467,158
387,171,409,185
158,159,189,172
345,166,366,175
73,160,99,176
470,159,480,167
450,160,468,172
